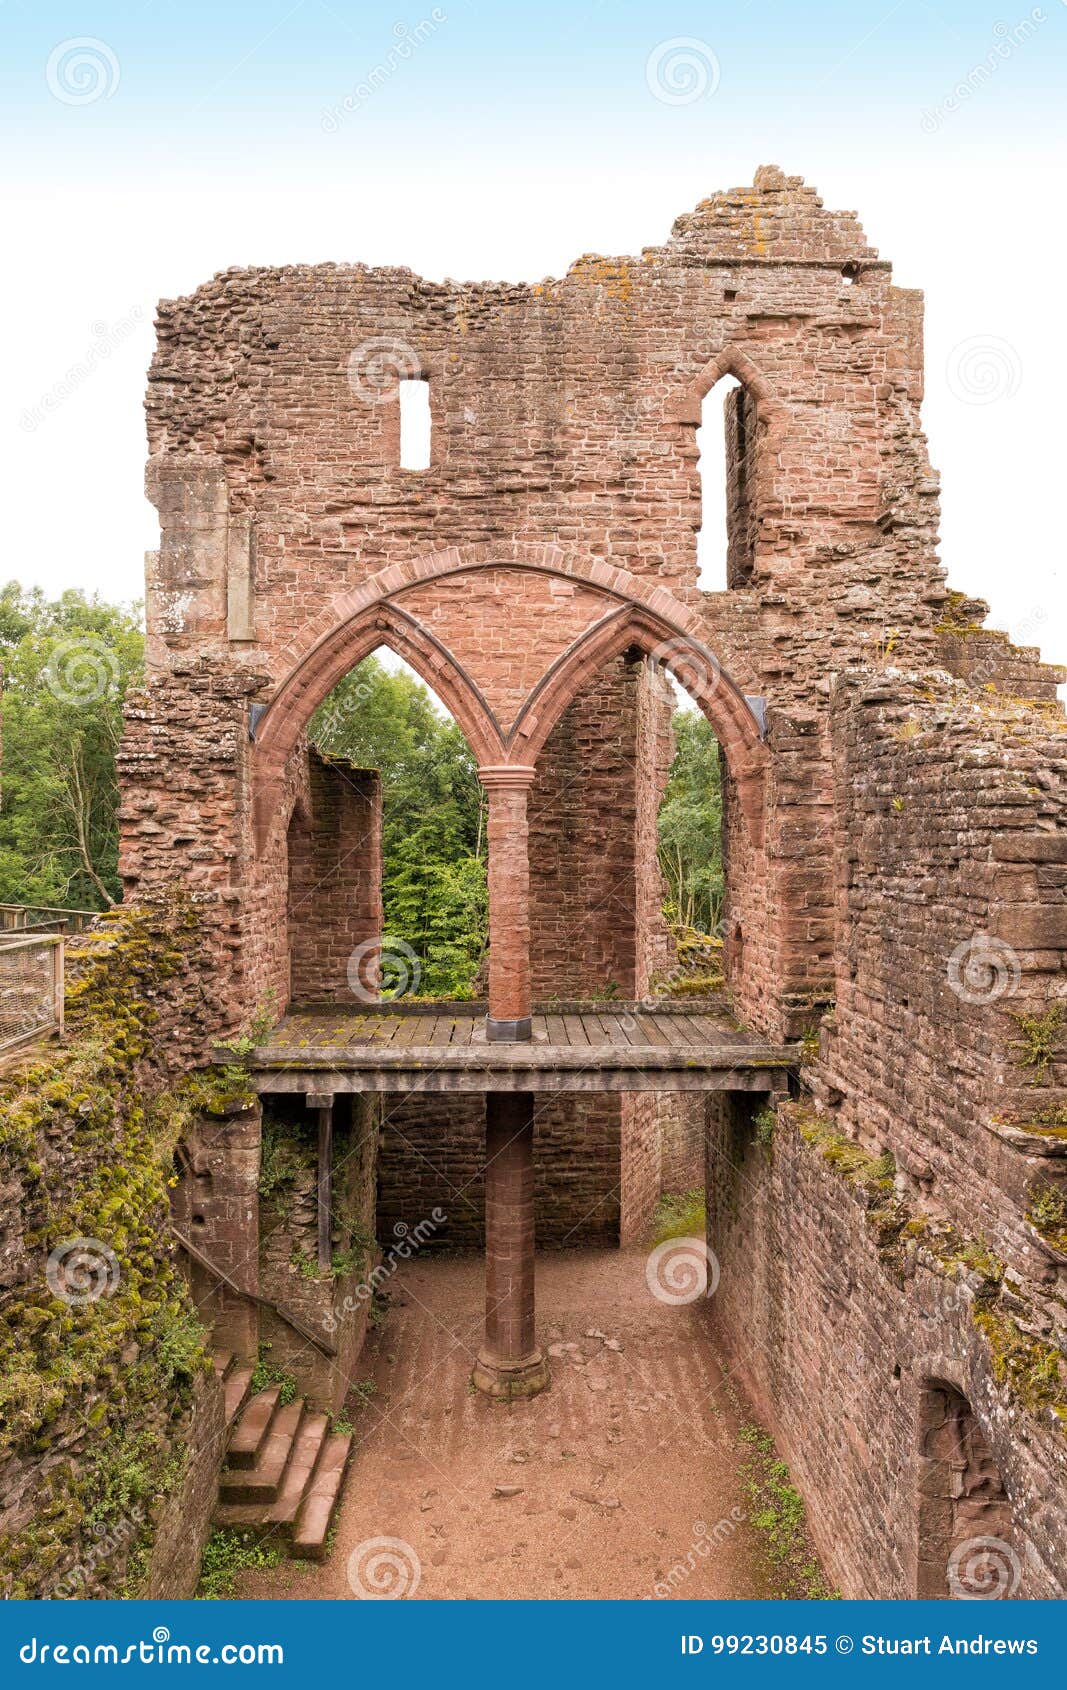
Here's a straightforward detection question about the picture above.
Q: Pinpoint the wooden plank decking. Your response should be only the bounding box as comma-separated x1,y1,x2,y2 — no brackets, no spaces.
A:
246,1000,800,1096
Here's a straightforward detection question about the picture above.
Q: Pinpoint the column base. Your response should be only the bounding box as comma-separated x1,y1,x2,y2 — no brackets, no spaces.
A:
485,1015,533,1043
471,1347,550,1400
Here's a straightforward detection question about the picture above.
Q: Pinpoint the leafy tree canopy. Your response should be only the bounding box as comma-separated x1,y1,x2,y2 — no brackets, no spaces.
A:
0,583,143,910
657,709,723,935
310,655,488,997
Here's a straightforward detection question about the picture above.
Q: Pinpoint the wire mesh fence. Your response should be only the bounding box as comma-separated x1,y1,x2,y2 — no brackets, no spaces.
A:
0,932,65,1053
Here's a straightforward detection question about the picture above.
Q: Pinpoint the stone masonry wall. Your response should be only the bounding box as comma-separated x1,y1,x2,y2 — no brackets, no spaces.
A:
378,1094,621,1249
706,1097,1067,1599
127,166,969,1040
704,673,1066,1598
288,751,382,1005
0,901,232,1599
819,671,1066,1298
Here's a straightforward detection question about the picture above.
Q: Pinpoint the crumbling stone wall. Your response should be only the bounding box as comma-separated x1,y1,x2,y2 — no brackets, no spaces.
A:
706,673,1066,1599
0,901,231,1599
707,1097,1067,1599
124,165,959,1039
819,671,1066,1290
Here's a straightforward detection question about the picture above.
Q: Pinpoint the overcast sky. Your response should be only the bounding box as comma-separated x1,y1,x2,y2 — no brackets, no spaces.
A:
2,0,1064,673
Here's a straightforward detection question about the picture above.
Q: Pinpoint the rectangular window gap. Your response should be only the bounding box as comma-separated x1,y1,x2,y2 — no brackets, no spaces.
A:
399,377,431,471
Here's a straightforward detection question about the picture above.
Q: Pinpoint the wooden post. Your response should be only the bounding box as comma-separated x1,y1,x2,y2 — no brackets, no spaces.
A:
308,1092,334,1270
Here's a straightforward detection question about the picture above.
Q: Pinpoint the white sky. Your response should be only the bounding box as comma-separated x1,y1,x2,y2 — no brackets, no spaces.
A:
3,151,1064,676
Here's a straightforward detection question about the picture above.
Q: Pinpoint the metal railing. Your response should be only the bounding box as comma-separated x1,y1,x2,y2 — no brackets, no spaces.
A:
169,1227,338,1358
0,934,64,1054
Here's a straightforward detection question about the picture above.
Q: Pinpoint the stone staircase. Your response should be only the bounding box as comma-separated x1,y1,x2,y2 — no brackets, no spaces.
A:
211,1352,352,1560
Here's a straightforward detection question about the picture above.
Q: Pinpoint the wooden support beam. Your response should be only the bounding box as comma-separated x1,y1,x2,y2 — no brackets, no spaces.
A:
311,1094,334,1271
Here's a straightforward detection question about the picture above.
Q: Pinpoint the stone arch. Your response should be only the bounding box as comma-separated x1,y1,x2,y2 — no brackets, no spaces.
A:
252,540,766,849
915,1374,1016,1599
252,601,502,850
509,605,766,840
668,343,783,429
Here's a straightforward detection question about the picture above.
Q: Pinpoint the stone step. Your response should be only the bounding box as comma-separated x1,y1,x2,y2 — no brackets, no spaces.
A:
260,1411,331,1536
214,1412,330,1535
219,1400,304,1505
212,1349,234,1379
223,1363,255,1426
227,1383,282,1467
292,1433,353,1561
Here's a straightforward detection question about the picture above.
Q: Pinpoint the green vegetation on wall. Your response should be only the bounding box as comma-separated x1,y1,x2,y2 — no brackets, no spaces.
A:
0,898,215,1597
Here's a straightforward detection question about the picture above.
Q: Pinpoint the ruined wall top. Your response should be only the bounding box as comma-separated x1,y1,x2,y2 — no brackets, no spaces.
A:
142,166,944,730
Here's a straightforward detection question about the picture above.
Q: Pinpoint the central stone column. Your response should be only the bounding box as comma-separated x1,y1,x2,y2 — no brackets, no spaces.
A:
474,765,548,1396
480,765,535,1042
472,1092,550,1398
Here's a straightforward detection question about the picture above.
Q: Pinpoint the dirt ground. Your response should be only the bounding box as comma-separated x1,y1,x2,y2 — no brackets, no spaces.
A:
236,1247,789,1600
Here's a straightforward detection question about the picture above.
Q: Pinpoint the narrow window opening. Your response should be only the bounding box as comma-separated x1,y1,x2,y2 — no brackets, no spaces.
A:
697,375,757,590
399,376,431,471
696,375,739,590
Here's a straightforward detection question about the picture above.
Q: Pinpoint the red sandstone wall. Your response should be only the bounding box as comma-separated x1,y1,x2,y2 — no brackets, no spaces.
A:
820,671,1066,1287
702,673,1066,1598
377,1094,620,1248
288,752,381,1006
706,1099,1067,1599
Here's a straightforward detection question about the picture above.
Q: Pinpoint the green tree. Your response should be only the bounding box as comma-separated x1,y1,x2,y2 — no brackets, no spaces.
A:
657,710,723,934
310,656,488,996
0,584,144,910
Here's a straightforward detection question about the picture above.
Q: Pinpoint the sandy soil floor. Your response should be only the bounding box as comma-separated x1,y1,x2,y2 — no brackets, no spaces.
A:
235,1247,783,1601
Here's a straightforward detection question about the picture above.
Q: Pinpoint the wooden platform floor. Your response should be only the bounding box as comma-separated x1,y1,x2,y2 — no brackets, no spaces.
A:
248,1000,799,1095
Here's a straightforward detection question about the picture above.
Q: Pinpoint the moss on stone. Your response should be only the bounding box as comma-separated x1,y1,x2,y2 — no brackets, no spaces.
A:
1009,1005,1064,1076
0,897,215,1597
786,1102,1066,1430
972,1308,1066,1416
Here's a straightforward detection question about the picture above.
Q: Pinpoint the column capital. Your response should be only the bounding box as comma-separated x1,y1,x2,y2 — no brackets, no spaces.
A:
478,763,537,792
